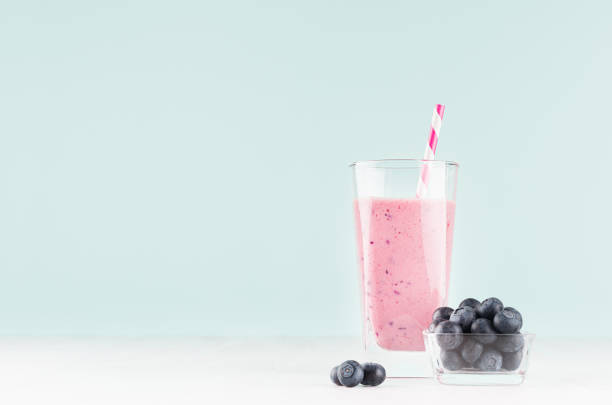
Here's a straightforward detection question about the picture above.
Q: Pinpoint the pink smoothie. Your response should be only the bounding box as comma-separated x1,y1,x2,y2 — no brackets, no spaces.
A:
354,197,456,351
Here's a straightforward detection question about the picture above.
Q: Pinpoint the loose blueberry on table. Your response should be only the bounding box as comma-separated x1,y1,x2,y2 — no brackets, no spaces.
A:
336,360,364,387
330,361,386,387
361,363,386,386
330,365,342,386
429,297,526,372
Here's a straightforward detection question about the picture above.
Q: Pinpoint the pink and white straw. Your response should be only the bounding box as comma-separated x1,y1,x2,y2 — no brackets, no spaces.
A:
416,104,445,198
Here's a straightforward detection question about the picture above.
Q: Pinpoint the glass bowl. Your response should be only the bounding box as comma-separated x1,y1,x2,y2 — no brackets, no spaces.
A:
423,331,535,385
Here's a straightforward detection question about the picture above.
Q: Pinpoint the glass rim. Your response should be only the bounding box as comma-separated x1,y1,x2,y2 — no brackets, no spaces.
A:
349,158,459,168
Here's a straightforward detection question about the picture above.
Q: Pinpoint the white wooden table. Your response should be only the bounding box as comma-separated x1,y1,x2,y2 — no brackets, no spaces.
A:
0,337,609,404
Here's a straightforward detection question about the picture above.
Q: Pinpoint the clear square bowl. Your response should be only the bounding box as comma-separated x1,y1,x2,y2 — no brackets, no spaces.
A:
423,331,535,385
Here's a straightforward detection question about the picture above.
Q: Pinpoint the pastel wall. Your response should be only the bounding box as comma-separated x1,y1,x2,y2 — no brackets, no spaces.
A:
1,1,610,336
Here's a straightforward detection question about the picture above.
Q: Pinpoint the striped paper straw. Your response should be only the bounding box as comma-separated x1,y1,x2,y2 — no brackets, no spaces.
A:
416,104,445,198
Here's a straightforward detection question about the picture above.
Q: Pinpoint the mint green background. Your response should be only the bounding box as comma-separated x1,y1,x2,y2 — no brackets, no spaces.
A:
1,1,610,336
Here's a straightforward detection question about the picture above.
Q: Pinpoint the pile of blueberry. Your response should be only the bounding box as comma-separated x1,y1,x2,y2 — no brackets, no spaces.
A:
429,297,525,372
330,361,386,387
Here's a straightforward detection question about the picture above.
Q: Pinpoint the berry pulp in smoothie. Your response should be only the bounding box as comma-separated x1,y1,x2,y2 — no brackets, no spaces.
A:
354,197,456,351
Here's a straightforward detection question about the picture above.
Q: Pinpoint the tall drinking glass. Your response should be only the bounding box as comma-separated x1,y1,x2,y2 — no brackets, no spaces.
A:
351,159,459,377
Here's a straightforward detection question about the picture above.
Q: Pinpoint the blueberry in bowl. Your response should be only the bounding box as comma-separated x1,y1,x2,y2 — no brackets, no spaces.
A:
493,308,523,334
495,333,525,353
460,337,484,365
458,298,480,309
427,318,446,332
502,350,524,371
423,297,534,385
475,348,503,372
432,307,454,323
470,318,497,345
449,306,477,332
433,320,463,350
476,297,504,320
440,350,465,371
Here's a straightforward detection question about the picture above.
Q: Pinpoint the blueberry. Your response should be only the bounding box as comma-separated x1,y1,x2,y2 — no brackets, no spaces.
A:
432,307,454,323
504,307,523,326
361,362,386,386
475,348,503,371
427,318,445,332
502,350,523,371
459,298,480,309
330,365,342,386
470,318,497,344
440,350,464,371
476,297,504,320
449,306,477,332
337,360,364,387
460,337,484,365
495,334,525,353
434,320,464,350
493,308,523,333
